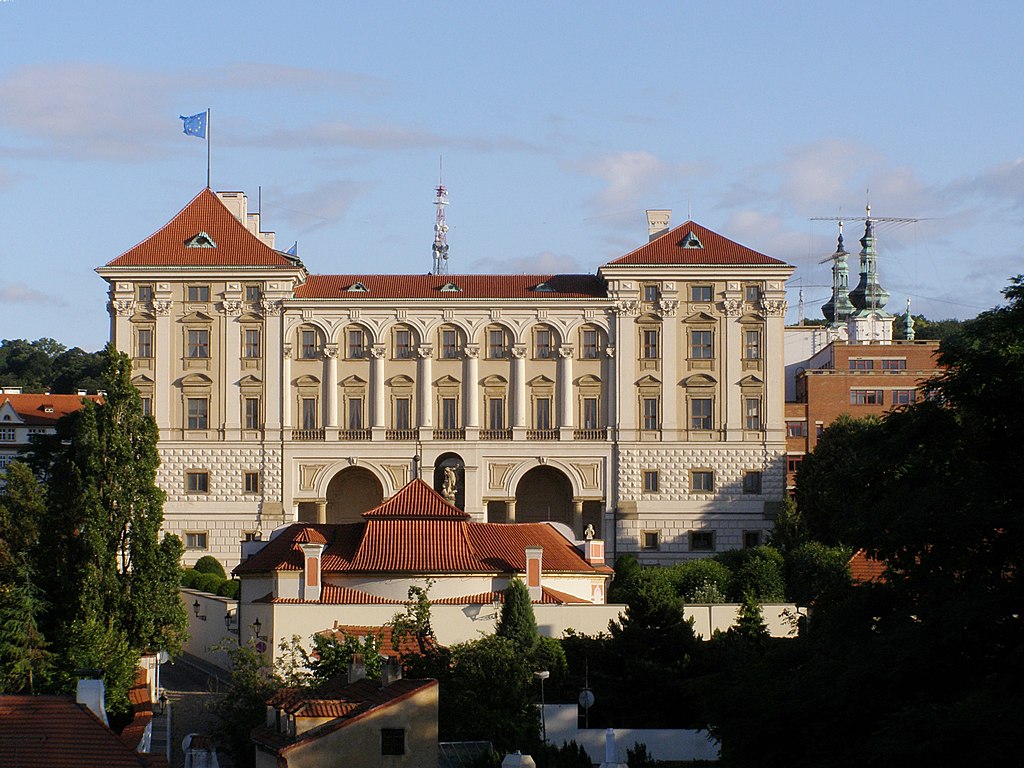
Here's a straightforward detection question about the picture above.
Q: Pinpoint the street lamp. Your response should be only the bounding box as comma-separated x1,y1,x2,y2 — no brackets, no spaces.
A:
192,599,206,621
534,670,550,760
224,610,234,629
251,617,262,639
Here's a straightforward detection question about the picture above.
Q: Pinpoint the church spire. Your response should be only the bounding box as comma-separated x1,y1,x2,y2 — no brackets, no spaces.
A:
849,203,890,313
821,220,855,326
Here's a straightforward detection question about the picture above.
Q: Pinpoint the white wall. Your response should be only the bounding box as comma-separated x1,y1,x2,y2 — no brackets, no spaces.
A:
685,603,799,639
181,589,239,670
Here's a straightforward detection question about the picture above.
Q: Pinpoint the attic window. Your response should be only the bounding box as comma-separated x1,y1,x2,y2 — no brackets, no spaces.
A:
680,231,704,249
43,406,54,413
532,282,555,292
439,282,462,292
185,232,217,249
346,282,368,293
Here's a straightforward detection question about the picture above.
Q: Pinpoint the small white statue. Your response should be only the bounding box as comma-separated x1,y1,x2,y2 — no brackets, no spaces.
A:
584,523,595,541
442,466,457,502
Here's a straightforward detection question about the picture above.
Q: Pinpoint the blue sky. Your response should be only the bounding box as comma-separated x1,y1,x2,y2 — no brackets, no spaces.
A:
1,1,1021,350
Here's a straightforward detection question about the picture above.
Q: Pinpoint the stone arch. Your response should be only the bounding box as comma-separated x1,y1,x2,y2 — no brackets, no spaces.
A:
471,317,518,346
334,318,379,346
325,465,385,523
514,465,574,525
432,452,465,510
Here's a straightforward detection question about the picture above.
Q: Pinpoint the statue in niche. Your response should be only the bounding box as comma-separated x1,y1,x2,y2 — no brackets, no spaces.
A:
442,466,458,503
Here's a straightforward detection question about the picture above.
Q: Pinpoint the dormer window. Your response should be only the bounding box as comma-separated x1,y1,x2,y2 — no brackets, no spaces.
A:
346,282,368,293
681,231,703,249
532,282,554,292
439,282,462,292
185,231,217,248
43,406,54,413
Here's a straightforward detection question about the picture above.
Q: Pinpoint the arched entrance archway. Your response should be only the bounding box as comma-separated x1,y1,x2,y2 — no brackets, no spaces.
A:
514,466,573,525
432,453,465,510
325,466,384,523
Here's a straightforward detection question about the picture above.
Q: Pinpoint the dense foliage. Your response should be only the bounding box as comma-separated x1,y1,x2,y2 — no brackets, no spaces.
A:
0,338,105,393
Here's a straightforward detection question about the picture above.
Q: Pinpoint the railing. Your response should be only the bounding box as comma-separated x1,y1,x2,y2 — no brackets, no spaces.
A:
338,428,372,441
573,428,608,440
432,428,465,440
480,428,512,440
386,429,418,441
291,428,325,441
526,429,560,441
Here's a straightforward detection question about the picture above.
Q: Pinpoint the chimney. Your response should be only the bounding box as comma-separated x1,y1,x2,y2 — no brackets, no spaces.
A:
348,653,366,684
381,656,402,687
216,191,248,224
525,545,543,602
299,542,325,602
646,209,671,241
76,676,109,726
584,537,605,565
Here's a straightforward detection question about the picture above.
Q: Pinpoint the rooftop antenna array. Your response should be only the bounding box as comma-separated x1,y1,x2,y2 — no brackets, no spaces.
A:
431,157,450,275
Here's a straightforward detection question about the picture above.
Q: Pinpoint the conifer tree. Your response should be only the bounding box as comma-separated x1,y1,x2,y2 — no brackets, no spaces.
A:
496,577,538,651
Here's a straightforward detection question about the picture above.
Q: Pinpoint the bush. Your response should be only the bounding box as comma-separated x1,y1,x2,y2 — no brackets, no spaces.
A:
194,572,225,595
785,541,851,605
626,742,656,768
717,546,785,602
216,579,240,599
194,555,226,579
179,568,201,588
672,558,732,602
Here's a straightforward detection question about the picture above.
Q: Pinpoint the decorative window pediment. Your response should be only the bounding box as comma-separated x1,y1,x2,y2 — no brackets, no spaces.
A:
185,231,217,248
635,374,662,387
682,373,717,387
527,375,556,387
293,374,321,387
341,375,368,387
684,311,717,324
179,373,213,386
481,374,508,387
738,374,764,386
386,375,415,388
739,312,765,323
132,373,156,385
179,311,215,323
434,374,461,387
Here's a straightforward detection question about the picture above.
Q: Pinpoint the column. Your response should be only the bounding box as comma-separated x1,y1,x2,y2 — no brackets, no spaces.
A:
222,303,242,436
572,499,584,536
722,290,744,438
324,344,339,429
613,304,638,436
512,345,527,430
154,296,174,433
659,304,679,436
464,345,480,431
264,303,284,438
280,343,292,431
604,345,616,439
558,344,574,437
371,345,386,432
762,296,789,443
315,500,327,525
506,498,517,524
417,345,433,429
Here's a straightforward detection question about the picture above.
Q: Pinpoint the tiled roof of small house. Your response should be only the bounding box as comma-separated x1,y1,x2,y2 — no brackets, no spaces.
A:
1,393,103,426
319,624,434,658
849,549,887,584
605,221,787,267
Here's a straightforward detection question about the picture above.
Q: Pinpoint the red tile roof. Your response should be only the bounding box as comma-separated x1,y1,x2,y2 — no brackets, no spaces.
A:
849,549,887,584
105,189,297,268
0,695,155,768
294,273,606,300
320,624,432,658
362,479,470,519
256,585,404,605
1,393,103,426
605,221,787,267
432,586,590,605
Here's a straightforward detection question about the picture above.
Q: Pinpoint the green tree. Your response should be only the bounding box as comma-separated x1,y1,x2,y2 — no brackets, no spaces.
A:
784,541,851,605
212,640,282,768
390,580,436,656
496,578,538,651
672,558,733,603
716,545,786,602
305,630,385,684
767,496,808,555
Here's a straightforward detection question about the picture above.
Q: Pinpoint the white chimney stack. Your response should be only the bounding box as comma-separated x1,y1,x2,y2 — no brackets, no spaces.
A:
348,653,366,683
525,545,543,602
300,542,325,602
646,209,671,241
76,678,109,726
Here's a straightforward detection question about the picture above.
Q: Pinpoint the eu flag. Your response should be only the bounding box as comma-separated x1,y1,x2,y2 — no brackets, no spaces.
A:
180,112,207,139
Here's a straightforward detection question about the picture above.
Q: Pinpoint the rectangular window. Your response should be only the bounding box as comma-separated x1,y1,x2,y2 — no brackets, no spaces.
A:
185,531,208,549
880,359,907,370
643,284,659,303
691,470,715,493
395,329,412,359
488,398,504,430
187,329,210,358
816,423,824,437
302,330,319,359
535,329,552,359
643,470,659,493
441,329,458,358
535,398,551,430
849,359,874,371
244,284,261,301
441,398,458,430
787,456,803,473
642,397,659,431
690,398,712,430
244,397,261,429
892,389,916,405
395,398,411,430
244,471,259,494
690,284,713,302
244,328,261,358
583,397,599,429
381,729,405,756
851,389,883,405
642,329,659,359
745,284,761,302
0,428,16,442
186,398,208,430
185,471,209,494
136,328,153,358
743,471,762,494
641,530,660,550
137,284,154,302
787,421,808,437
140,397,152,417
187,285,210,302
743,530,762,548
301,398,317,430
582,329,599,359
488,329,506,359
348,398,364,430
347,329,364,359
744,330,761,360
744,398,762,430
690,530,715,551
690,330,713,359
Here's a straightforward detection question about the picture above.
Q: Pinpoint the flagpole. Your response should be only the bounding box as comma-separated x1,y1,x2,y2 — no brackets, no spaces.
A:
206,108,211,189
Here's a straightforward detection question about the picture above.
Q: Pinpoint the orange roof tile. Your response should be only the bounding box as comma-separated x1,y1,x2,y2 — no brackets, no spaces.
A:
294,273,606,300
362,479,470,519
605,221,787,267
849,549,887,584
320,625,430,659
1,393,103,426
105,189,296,268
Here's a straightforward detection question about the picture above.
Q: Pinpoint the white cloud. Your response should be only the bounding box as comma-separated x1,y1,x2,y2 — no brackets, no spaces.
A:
261,180,373,235
0,282,65,306
575,150,671,210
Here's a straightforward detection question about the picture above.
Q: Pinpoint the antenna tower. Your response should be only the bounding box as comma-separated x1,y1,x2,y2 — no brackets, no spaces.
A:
431,160,450,275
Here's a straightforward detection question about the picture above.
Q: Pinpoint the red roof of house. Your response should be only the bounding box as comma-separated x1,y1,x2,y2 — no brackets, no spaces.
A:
320,624,434,658
294,273,606,300
105,189,296,268
235,481,610,579
0,695,161,768
849,549,887,584
1,393,103,426
605,221,787,267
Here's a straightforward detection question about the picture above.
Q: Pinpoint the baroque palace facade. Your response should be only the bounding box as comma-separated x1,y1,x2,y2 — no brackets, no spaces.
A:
97,189,793,567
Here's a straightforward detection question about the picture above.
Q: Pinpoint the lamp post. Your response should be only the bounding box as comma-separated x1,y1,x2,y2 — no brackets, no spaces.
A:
534,670,550,763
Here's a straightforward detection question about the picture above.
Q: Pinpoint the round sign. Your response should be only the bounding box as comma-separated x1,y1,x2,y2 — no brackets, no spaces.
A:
255,640,268,654
579,688,595,709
